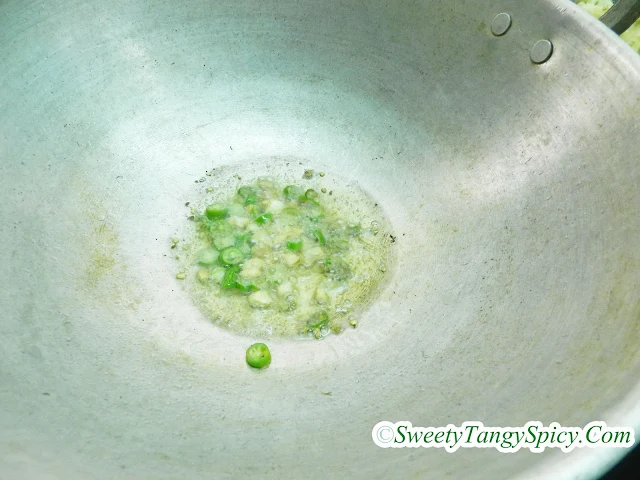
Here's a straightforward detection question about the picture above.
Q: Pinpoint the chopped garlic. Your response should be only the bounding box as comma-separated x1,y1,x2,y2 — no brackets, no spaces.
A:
248,290,273,308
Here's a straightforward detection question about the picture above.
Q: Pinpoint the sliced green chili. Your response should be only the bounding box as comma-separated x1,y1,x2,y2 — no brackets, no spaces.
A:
286,238,303,251
283,185,303,200
221,265,240,289
307,311,329,329
246,343,271,368
238,186,258,205
205,203,229,219
235,233,253,256
255,213,273,225
235,277,258,293
305,189,319,201
219,247,244,266
313,229,326,245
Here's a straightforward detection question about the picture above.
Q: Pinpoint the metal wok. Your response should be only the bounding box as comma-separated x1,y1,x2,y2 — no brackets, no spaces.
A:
1,0,639,478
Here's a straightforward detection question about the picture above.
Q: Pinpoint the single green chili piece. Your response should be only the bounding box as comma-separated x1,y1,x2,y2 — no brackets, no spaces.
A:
286,238,303,251
235,277,258,293
313,229,326,245
205,203,229,219
219,247,244,266
221,265,240,289
246,343,271,368
235,234,253,256
237,186,255,198
305,189,319,201
237,186,258,205
283,185,304,200
255,213,273,225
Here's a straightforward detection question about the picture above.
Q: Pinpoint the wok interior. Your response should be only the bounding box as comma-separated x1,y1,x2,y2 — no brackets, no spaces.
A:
1,0,639,478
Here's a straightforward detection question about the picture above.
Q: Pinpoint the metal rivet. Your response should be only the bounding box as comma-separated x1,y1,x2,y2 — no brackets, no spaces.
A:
530,39,553,64
491,13,512,36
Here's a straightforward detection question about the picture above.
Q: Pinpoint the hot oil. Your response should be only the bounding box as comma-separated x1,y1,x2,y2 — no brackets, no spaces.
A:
173,157,395,339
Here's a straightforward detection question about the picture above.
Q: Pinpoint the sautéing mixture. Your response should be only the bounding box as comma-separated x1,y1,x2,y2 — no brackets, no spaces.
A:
174,173,393,339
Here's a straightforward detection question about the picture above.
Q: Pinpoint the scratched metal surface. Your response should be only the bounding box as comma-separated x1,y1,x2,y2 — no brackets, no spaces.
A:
0,0,639,479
